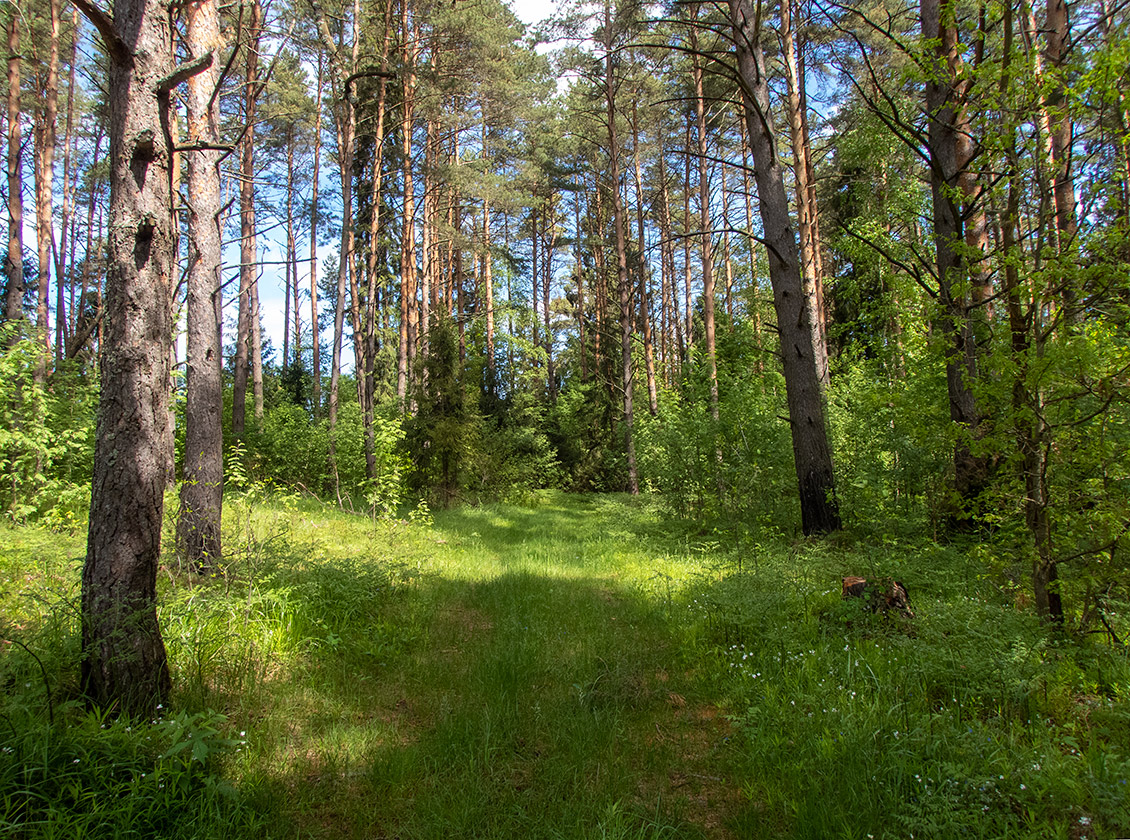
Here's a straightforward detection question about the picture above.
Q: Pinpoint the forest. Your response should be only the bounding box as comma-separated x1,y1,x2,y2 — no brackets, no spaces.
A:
1,0,1129,834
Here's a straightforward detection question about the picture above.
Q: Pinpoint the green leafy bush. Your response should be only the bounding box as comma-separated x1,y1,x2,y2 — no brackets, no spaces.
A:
0,325,96,527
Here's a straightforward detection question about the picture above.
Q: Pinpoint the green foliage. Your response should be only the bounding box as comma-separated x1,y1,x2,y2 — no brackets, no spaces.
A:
548,380,623,492
0,326,96,528
636,338,796,529
229,395,409,514
826,345,952,537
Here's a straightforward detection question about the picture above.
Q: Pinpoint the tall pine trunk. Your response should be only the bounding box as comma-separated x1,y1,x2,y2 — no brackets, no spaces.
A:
5,13,23,326
780,0,828,386
727,0,840,534
233,0,262,437
177,0,225,570
309,55,323,415
922,0,992,524
691,26,719,419
602,0,638,494
32,0,61,375
79,0,179,714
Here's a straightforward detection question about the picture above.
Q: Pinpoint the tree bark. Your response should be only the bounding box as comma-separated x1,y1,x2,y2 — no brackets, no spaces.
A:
922,0,992,523
81,0,177,715
5,13,23,327
233,0,262,437
780,0,828,387
176,0,225,570
328,99,354,430
397,10,417,403
1000,3,1063,623
309,54,323,415
32,0,61,375
55,6,79,366
283,127,294,373
631,101,657,416
727,0,841,534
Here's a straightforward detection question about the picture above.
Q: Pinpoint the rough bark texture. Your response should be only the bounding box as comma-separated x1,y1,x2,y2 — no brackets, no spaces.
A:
1001,5,1063,624
780,0,829,387
5,14,23,326
82,0,174,715
55,7,79,366
176,0,225,570
631,105,657,416
1045,0,1076,259
397,15,417,403
728,0,840,535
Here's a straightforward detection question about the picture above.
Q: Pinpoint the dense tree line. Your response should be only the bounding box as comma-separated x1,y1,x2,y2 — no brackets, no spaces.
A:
1,0,1127,712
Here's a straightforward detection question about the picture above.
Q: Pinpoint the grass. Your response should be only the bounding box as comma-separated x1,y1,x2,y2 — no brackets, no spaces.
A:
2,490,1129,838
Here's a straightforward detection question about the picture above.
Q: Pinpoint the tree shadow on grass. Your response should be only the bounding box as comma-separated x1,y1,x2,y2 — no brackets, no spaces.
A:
228,498,751,839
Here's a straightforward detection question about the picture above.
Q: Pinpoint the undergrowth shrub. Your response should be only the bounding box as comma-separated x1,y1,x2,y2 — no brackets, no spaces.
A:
636,375,794,529
826,348,951,538
230,400,408,515
0,326,96,528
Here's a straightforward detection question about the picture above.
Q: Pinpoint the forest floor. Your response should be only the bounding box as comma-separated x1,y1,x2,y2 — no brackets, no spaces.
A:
2,490,1129,838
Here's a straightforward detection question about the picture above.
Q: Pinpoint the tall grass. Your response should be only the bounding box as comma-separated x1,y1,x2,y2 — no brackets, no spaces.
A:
2,491,1127,838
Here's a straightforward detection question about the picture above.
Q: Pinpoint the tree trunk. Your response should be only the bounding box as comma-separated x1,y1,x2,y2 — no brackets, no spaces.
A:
691,26,719,419
32,0,61,375
727,0,841,534
54,7,79,366
544,199,558,401
780,0,828,387
309,54,323,415
177,0,225,570
283,129,293,373
602,1,638,494
740,135,763,374
232,0,262,437
5,13,23,326
80,0,178,715
658,154,683,375
328,101,354,430
1045,0,1076,260
1000,4,1064,623
397,19,417,403
631,102,658,416
922,0,992,524
682,128,693,359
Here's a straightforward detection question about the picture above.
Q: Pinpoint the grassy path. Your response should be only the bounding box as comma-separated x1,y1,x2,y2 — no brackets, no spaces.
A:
230,493,746,838
8,492,1126,838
